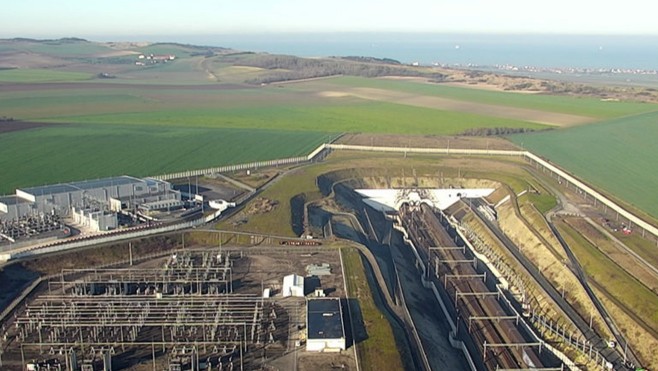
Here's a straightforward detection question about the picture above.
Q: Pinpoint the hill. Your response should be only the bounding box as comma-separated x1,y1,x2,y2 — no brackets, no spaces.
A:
0,36,657,219
1,37,657,103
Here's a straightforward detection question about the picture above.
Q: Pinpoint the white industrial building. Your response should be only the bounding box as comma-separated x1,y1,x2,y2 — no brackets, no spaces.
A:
306,298,346,352
282,274,304,297
71,207,118,231
0,176,181,221
0,176,184,237
356,187,495,212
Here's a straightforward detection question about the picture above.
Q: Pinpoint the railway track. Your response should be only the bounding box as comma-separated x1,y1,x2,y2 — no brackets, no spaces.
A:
468,197,628,369
400,203,547,370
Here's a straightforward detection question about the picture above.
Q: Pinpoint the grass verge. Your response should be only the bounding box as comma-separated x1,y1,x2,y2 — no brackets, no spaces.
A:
556,218,658,333
341,247,404,371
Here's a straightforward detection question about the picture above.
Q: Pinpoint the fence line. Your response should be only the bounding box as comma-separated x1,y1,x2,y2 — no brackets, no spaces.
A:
531,311,609,369
8,207,226,261
325,143,658,240
150,143,330,181
4,142,656,266
325,143,525,157
152,155,310,181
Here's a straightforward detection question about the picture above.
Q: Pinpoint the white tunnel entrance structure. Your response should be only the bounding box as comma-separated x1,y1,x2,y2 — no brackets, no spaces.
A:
355,188,495,212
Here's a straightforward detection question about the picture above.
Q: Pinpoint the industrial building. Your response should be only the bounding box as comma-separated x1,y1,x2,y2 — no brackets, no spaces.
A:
282,274,305,297
306,298,346,352
0,175,181,233
15,176,179,216
71,207,118,231
0,195,33,220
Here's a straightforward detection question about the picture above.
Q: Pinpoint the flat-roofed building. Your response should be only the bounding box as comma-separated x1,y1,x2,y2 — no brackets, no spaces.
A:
138,199,185,214
1,176,181,221
0,195,34,220
71,207,118,231
306,298,346,352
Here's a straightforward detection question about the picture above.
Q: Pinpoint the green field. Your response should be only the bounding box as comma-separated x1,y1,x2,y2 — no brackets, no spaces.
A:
0,76,550,194
0,69,93,82
0,124,333,194
0,39,113,56
2,38,657,213
321,76,658,118
341,247,405,371
557,219,658,331
0,82,545,134
49,101,545,134
510,110,658,219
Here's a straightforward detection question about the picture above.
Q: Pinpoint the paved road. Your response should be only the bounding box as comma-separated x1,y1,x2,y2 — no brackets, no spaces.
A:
331,210,430,371
469,198,628,369
584,216,658,279
326,144,658,242
535,175,641,368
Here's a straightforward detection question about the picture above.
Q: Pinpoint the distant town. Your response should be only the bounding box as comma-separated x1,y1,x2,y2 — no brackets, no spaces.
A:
134,53,176,66
433,62,658,77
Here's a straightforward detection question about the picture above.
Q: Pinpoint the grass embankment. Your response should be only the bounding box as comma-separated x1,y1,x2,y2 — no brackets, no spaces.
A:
516,175,558,214
517,202,564,260
18,234,181,276
524,192,558,214
218,152,531,237
565,218,658,297
341,247,404,371
556,218,658,368
217,163,331,237
511,110,658,220
497,200,613,339
616,233,658,269
556,218,658,332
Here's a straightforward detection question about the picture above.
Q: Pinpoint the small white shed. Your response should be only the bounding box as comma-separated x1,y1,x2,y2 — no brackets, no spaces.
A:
282,274,304,297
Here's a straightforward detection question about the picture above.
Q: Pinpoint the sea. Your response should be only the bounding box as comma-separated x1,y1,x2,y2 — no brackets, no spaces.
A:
155,33,658,71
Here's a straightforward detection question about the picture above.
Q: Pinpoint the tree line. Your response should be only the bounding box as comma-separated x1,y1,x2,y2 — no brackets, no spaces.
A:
221,54,445,84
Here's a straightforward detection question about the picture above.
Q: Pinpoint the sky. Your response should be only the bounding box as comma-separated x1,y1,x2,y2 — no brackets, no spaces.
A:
3,0,658,38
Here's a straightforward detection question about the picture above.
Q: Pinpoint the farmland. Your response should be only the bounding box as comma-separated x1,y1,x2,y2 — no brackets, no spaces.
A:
2,37,658,223
0,124,333,194
510,110,658,219
3,38,658,371
0,69,93,82
317,76,658,119
0,81,544,134
0,38,114,56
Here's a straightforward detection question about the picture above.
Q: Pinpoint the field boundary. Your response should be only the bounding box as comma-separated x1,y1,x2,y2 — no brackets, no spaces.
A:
152,141,658,243
152,154,310,180
324,143,658,242
5,141,656,270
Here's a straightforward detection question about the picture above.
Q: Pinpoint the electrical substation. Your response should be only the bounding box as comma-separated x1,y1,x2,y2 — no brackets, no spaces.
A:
0,248,329,371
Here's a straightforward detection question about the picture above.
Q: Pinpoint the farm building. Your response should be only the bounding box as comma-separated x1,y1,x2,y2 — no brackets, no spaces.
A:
306,298,346,352
282,274,305,297
0,176,180,221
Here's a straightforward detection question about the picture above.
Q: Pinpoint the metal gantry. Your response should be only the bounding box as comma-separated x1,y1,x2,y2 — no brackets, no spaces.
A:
6,250,293,371
401,203,551,370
